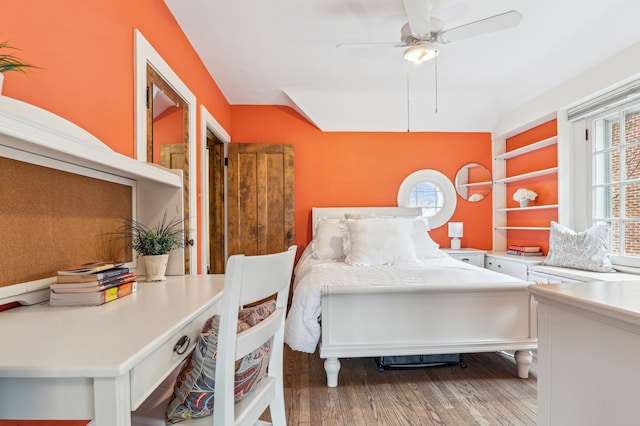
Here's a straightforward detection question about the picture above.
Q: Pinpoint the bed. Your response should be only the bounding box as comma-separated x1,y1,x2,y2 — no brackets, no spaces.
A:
284,207,537,387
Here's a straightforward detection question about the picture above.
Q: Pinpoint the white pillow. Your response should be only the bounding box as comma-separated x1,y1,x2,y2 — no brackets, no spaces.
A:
542,221,614,272
410,216,441,258
343,217,418,266
312,218,344,260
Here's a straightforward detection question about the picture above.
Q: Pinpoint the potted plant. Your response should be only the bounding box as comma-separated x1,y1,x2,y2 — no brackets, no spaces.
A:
0,40,39,94
512,188,537,207
109,211,186,281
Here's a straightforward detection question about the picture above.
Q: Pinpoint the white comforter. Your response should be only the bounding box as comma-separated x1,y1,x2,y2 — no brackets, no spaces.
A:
284,248,523,353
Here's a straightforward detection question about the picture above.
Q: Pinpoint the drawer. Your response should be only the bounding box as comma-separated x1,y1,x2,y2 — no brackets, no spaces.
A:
448,252,484,268
129,300,220,409
485,257,528,280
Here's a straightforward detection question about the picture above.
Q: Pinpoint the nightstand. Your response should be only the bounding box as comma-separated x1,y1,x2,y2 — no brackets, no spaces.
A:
441,248,485,268
485,251,544,280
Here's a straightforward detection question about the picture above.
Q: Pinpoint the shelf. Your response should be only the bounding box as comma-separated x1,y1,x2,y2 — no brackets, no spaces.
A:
494,167,558,184
456,180,492,188
0,96,181,188
495,226,551,231
497,204,559,212
495,136,558,160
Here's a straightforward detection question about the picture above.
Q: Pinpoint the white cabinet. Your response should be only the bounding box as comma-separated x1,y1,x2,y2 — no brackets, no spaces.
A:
441,248,485,268
530,282,640,426
485,252,543,280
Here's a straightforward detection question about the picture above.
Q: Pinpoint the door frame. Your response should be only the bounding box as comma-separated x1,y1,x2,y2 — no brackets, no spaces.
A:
134,29,197,274
201,105,230,273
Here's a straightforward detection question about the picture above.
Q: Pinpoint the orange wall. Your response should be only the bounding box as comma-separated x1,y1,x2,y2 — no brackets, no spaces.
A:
231,105,494,252
2,0,231,273
505,119,558,253
1,1,497,269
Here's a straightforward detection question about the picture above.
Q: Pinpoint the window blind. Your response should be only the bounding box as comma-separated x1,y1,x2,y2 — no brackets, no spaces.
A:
568,78,640,121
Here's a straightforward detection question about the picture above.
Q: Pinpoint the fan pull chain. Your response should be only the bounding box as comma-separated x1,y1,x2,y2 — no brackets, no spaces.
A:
406,62,410,132
434,54,439,113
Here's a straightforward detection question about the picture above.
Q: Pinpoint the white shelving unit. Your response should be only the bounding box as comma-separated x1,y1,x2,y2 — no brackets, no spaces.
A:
492,134,558,251
0,96,185,305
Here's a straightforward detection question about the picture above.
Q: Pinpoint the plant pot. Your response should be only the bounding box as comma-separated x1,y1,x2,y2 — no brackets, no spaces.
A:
0,73,4,95
143,254,169,282
519,199,530,208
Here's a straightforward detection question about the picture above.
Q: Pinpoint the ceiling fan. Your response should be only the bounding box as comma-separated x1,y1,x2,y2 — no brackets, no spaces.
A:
338,0,522,64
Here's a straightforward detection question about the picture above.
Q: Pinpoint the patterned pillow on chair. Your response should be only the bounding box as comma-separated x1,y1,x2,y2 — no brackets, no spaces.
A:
165,300,276,424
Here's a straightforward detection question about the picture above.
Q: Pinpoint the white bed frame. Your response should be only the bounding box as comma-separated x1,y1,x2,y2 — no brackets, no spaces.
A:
311,207,538,387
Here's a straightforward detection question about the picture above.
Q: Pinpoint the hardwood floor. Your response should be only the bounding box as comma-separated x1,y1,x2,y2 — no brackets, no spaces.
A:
281,347,537,425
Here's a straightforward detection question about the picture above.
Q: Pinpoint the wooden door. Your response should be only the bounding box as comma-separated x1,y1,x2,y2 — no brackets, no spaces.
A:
208,135,225,273
227,143,294,256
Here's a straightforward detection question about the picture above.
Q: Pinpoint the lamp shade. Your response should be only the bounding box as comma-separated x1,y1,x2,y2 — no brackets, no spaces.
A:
448,222,464,238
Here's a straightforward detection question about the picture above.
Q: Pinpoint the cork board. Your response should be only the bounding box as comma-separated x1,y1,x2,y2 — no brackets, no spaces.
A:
0,157,133,287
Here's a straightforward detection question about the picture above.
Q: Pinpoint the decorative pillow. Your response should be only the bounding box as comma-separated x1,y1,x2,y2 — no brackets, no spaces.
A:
312,218,344,260
342,217,418,266
543,221,614,272
165,300,276,424
409,216,442,258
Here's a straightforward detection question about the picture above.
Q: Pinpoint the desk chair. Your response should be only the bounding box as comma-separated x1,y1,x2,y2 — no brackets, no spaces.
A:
133,246,297,425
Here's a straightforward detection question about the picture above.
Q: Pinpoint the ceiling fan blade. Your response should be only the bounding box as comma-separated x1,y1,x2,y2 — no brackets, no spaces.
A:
336,42,406,49
436,10,522,44
403,0,431,39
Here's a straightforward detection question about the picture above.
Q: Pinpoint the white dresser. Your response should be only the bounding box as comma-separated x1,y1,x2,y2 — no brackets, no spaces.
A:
441,248,485,268
485,251,543,280
529,282,640,426
0,275,224,426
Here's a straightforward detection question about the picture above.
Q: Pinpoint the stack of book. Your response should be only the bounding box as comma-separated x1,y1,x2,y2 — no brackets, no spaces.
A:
50,262,138,307
507,245,544,257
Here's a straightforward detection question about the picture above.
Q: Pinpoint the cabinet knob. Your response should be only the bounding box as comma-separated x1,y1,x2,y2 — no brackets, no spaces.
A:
173,335,191,355
461,258,470,262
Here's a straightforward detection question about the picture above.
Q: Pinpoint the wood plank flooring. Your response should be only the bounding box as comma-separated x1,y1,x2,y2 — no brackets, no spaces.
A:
280,347,537,425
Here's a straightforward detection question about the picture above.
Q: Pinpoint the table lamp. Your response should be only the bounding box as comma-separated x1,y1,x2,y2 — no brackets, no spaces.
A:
448,222,463,250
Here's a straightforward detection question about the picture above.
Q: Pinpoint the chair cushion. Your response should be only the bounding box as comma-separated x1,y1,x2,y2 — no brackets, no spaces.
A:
165,300,276,424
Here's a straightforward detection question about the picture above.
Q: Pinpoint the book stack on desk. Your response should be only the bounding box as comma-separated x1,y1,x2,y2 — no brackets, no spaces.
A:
507,245,544,257
50,262,138,306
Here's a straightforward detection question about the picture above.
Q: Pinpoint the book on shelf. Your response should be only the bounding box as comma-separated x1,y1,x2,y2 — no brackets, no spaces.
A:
57,261,125,276
50,274,138,293
508,245,541,252
49,281,138,307
507,250,544,257
56,267,130,283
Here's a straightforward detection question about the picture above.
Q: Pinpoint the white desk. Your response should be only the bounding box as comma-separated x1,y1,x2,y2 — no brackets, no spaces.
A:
529,281,640,426
0,275,224,426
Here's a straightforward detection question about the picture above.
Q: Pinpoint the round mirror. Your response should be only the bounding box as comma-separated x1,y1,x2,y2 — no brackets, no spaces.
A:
397,169,456,229
455,163,492,202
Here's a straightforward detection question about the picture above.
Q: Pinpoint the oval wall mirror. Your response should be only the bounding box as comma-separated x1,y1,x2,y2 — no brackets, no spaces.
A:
455,163,492,202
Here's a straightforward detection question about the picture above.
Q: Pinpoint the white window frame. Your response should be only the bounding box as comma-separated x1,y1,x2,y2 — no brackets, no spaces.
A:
572,97,640,269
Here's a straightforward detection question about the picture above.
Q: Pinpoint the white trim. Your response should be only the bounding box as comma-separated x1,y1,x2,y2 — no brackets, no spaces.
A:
200,105,231,272
134,29,197,274
396,169,457,229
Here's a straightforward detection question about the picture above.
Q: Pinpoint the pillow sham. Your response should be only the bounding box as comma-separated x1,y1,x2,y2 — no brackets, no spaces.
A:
542,221,614,272
342,217,418,266
165,300,276,424
410,216,441,258
312,218,344,260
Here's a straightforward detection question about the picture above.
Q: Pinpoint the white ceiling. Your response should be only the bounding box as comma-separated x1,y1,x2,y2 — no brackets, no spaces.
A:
164,0,640,133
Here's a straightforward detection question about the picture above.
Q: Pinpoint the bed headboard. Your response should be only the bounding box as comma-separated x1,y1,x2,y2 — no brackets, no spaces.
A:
311,207,424,238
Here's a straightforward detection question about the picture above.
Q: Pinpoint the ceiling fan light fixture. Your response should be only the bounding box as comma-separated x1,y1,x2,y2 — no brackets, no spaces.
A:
403,44,439,64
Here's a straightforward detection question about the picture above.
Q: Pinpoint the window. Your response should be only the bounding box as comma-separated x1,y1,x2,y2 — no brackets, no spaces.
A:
588,101,640,267
397,169,456,229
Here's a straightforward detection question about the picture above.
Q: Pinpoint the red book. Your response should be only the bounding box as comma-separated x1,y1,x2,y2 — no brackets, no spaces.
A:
508,245,541,253
49,281,138,306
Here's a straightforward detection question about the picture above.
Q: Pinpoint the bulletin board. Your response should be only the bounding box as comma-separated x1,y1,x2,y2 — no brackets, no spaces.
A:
0,156,133,287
